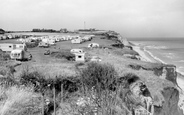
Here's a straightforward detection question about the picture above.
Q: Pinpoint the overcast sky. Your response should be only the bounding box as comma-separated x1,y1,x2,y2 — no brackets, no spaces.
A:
1,0,184,37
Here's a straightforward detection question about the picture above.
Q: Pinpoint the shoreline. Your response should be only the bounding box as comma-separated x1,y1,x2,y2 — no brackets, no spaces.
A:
132,42,184,113
132,43,184,75
132,45,161,63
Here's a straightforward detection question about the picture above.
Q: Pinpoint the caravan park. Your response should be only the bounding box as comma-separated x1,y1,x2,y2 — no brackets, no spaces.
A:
1,29,184,115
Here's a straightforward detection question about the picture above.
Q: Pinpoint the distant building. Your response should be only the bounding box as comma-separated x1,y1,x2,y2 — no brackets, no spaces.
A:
60,28,68,33
77,28,96,32
75,28,96,34
32,28,56,32
32,29,41,32
0,28,5,34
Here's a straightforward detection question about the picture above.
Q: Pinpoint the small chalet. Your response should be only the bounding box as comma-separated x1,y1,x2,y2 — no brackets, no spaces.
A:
75,53,85,62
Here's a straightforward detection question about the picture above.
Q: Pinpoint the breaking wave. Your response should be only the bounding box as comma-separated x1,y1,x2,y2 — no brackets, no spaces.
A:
162,53,175,59
175,60,184,63
143,46,167,64
145,45,168,50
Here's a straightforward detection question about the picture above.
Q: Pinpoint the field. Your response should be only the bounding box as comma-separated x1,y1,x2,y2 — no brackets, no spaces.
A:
0,33,177,115
0,33,121,77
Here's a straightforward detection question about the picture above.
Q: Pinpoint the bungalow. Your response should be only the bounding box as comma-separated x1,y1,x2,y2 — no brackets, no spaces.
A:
0,43,27,52
38,42,49,48
42,38,56,45
16,44,27,51
61,36,67,41
0,43,14,52
83,35,94,41
70,49,84,54
55,37,61,42
17,38,26,43
64,36,71,41
88,43,99,48
71,38,82,44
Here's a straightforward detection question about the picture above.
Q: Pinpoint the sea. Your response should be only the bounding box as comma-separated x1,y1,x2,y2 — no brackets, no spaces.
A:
129,38,184,75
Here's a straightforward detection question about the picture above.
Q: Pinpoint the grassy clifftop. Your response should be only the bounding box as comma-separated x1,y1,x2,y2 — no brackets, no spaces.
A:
0,32,183,115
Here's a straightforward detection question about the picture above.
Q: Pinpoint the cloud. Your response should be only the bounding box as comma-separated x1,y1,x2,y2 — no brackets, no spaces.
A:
0,0,184,37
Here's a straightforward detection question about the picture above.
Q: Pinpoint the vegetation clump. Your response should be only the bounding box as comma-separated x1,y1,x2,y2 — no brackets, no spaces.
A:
111,43,124,49
50,50,75,61
80,62,117,91
25,40,39,48
0,50,11,61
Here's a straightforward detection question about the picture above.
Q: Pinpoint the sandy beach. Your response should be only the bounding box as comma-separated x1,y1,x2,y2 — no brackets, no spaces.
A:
132,44,184,113
132,46,158,63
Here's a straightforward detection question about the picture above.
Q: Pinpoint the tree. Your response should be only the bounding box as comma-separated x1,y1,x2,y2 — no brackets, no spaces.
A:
0,28,5,34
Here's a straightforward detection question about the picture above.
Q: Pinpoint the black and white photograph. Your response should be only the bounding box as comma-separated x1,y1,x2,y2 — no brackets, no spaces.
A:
0,0,184,115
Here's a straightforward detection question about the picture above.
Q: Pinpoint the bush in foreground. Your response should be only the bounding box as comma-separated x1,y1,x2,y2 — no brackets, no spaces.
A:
0,86,42,115
80,62,118,92
77,62,132,115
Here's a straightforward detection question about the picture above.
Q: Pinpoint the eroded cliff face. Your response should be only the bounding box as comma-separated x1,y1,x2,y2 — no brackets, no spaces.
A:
128,63,183,115
128,64,177,85
154,87,183,115
117,34,131,47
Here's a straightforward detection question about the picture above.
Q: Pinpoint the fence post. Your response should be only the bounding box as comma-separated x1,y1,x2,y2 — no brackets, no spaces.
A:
42,93,44,115
54,82,56,115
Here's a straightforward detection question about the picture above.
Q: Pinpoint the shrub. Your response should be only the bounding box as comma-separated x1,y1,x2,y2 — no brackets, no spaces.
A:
0,86,42,115
19,69,47,93
0,51,11,61
75,62,85,70
0,65,16,80
80,62,118,92
0,77,18,88
111,43,124,49
50,51,75,61
77,63,135,115
25,40,39,48
112,48,139,56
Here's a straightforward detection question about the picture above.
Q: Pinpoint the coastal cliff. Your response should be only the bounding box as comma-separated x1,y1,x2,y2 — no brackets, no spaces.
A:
128,63,177,85
0,32,184,115
117,35,184,115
